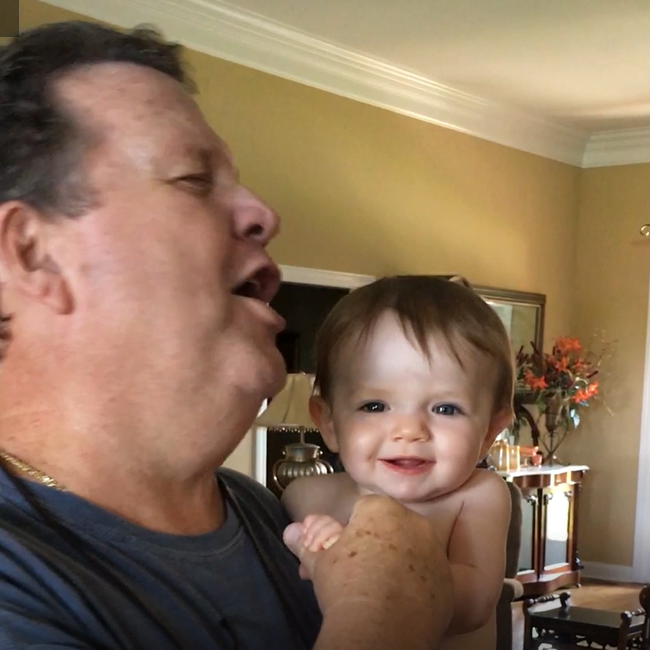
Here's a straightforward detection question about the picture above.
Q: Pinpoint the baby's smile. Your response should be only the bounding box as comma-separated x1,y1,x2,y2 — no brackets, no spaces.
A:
379,457,435,475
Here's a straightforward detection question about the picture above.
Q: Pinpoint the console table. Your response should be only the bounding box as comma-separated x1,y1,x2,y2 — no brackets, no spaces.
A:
498,464,589,597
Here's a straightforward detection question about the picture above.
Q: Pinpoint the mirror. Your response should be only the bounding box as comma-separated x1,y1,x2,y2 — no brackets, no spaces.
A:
474,286,546,354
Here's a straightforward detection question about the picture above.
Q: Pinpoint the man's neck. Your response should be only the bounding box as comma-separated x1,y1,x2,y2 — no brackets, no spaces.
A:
0,410,226,535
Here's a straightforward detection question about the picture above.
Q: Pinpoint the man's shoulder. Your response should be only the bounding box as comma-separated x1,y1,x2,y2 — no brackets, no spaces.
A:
217,467,278,503
217,468,288,530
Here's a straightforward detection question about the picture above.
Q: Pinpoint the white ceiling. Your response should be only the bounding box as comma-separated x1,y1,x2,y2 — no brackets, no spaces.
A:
224,0,650,133
44,0,650,166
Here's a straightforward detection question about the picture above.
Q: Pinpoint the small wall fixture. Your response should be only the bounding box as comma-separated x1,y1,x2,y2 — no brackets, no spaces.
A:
641,224,650,237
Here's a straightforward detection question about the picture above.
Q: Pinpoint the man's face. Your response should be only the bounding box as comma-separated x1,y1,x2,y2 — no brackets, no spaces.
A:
47,63,285,462
317,313,505,503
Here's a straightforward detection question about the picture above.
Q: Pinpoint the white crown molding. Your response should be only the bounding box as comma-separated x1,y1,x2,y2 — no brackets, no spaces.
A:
279,265,374,289
42,0,590,166
581,561,634,583
583,127,650,168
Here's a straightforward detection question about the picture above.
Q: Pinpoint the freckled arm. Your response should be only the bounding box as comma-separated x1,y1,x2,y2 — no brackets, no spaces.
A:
285,495,453,650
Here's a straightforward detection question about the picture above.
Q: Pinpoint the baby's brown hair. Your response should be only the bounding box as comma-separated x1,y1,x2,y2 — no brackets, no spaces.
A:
314,275,514,414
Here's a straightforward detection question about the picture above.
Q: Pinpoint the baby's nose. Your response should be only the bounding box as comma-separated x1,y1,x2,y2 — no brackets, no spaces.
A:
392,418,431,442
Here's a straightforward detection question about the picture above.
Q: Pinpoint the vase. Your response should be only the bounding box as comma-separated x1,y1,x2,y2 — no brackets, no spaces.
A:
541,393,570,465
271,443,333,491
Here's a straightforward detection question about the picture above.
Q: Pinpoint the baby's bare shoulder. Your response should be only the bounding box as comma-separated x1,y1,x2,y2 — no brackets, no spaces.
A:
282,472,357,521
460,468,510,505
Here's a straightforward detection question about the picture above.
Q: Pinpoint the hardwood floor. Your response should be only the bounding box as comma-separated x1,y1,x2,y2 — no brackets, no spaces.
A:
511,581,646,650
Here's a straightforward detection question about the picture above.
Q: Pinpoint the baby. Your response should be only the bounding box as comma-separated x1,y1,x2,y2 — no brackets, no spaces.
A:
282,275,514,640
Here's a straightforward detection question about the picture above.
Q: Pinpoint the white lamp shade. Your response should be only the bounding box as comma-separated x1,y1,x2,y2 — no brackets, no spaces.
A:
255,372,316,429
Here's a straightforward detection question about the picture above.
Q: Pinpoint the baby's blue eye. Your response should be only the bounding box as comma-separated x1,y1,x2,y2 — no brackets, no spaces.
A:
361,402,386,413
433,404,460,416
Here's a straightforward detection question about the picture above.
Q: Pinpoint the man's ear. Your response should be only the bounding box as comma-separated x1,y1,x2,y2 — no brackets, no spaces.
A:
479,408,514,458
309,395,339,453
0,202,73,314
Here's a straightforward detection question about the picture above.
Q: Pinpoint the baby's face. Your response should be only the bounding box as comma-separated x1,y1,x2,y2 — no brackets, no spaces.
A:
321,313,507,504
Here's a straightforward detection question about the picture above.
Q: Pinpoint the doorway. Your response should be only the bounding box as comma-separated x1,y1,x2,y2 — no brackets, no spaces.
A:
253,265,374,490
263,282,349,496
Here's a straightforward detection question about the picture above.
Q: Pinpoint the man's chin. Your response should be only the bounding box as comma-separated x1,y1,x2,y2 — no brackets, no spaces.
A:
243,345,286,402
264,348,288,398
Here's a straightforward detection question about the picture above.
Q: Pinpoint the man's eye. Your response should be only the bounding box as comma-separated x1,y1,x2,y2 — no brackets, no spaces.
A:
176,173,213,195
433,404,460,416
360,402,386,413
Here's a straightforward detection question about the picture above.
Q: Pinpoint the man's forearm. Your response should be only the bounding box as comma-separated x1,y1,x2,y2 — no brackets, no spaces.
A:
315,587,450,650
285,495,453,650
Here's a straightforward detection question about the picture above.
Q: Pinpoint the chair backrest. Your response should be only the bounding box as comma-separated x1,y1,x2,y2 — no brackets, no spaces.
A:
504,480,523,579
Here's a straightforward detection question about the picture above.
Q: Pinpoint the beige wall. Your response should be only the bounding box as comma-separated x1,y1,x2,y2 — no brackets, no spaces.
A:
19,0,580,336
21,0,616,536
565,165,650,567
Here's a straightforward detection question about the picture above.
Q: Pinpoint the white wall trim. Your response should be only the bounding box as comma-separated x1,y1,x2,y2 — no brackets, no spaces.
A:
583,127,650,168
252,426,268,486
279,265,375,289
582,562,634,583
632,280,650,583
253,266,376,484
43,0,589,166
42,0,650,165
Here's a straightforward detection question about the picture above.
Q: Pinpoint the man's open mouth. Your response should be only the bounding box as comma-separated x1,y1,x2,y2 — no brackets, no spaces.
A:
231,265,281,303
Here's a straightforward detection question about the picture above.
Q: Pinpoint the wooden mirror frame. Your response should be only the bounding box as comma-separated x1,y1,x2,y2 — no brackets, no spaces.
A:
473,286,546,353
473,286,546,420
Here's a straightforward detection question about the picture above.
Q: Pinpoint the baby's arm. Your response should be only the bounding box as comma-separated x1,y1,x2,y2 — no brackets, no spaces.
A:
281,474,346,522
301,514,343,551
446,470,511,634
282,474,354,550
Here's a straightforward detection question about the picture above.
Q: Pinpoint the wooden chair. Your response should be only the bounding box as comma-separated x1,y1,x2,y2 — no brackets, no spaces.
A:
496,480,524,650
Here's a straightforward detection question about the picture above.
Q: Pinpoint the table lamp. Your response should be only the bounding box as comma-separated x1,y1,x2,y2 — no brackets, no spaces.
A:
255,372,333,491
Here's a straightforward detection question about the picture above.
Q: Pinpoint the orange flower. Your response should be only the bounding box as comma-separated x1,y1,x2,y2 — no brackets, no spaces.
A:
556,336,582,355
524,370,548,390
572,381,598,403
572,390,587,403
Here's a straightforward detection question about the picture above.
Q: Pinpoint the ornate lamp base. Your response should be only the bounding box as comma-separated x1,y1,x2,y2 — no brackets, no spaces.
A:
272,442,333,491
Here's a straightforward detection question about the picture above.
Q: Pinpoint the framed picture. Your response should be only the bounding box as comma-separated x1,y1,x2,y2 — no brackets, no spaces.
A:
474,286,546,354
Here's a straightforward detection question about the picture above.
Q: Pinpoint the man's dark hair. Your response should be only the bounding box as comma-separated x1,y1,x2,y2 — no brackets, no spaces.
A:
0,20,194,354
0,20,193,216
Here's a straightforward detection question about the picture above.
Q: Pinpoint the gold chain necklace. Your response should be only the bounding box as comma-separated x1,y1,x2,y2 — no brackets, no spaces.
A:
0,449,66,491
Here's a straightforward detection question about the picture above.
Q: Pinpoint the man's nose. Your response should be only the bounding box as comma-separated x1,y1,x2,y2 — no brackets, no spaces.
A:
392,416,431,443
232,187,280,247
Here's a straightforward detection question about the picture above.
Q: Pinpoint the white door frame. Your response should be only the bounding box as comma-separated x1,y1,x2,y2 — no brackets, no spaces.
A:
633,279,650,582
253,265,375,485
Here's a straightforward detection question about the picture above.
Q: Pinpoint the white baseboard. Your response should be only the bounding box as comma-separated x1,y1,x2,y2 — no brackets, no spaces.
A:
581,561,634,583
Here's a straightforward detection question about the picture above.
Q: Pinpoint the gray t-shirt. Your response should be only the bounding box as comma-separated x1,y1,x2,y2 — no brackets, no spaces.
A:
0,467,321,649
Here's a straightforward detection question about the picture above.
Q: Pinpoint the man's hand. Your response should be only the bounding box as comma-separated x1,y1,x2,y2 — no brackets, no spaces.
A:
284,495,453,650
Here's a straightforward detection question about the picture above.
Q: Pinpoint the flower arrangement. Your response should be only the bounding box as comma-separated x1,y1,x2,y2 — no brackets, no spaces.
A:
516,335,608,429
